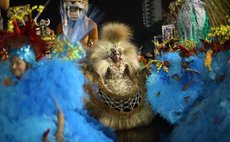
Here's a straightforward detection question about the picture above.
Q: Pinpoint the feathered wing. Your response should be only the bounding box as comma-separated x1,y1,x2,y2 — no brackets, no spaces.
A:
90,41,111,78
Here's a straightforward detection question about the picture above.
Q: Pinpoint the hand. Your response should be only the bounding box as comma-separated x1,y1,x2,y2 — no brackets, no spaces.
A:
55,132,63,142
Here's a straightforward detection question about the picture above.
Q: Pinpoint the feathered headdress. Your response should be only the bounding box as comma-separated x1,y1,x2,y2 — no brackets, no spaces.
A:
90,22,140,78
0,20,48,62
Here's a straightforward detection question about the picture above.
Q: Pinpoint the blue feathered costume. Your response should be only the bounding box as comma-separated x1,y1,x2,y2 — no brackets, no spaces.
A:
170,51,230,142
146,52,204,124
0,59,114,142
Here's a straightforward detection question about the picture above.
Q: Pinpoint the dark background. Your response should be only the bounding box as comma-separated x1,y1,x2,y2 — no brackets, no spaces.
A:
6,0,172,47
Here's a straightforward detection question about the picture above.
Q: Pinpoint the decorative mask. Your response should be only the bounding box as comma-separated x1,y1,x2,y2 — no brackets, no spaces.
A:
35,18,55,42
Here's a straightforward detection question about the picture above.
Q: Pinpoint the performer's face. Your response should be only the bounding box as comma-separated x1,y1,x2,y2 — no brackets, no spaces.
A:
65,0,84,20
10,56,27,78
112,50,121,62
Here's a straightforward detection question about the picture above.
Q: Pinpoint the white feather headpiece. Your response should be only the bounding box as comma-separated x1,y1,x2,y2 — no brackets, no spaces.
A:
90,22,140,78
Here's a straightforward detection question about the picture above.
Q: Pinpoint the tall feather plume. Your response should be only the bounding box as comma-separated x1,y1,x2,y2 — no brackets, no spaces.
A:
100,22,133,43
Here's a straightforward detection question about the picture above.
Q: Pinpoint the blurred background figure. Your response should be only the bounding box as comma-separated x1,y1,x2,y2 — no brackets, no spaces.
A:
0,0,9,30
56,0,98,49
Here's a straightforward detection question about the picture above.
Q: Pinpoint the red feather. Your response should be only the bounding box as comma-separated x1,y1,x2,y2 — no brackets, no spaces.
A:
200,38,230,54
0,19,49,61
42,128,50,142
177,44,198,58
12,20,21,35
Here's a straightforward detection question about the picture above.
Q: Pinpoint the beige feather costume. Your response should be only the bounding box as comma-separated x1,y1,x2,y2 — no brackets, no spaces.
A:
86,22,154,130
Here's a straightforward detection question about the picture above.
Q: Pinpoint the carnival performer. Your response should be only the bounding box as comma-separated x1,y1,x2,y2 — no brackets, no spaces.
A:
56,0,98,49
0,17,114,142
85,22,154,130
